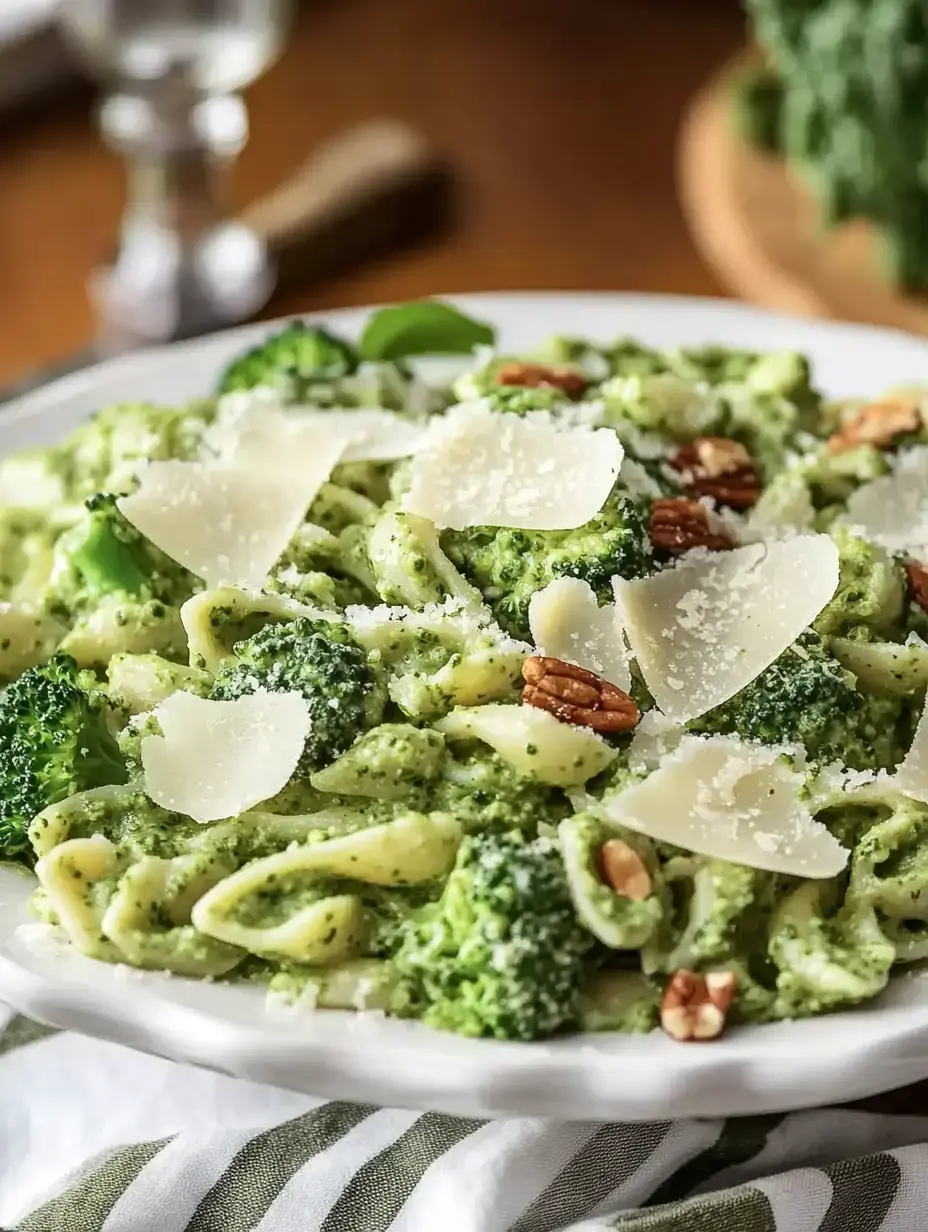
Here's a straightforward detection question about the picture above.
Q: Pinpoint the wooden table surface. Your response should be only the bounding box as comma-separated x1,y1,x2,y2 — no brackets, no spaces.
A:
0,0,748,386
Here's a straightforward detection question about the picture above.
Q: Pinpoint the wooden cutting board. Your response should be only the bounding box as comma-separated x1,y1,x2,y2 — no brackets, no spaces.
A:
677,53,928,335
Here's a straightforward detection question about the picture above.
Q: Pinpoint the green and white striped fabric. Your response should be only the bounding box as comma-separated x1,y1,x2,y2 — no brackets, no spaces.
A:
2,1007,927,1232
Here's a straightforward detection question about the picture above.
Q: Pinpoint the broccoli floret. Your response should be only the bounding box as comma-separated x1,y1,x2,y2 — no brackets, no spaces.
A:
210,617,387,773
693,634,906,770
391,830,593,1040
429,750,570,834
0,654,128,861
363,884,441,959
442,489,652,640
217,323,358,398
62,401,216,500
50,494,196,611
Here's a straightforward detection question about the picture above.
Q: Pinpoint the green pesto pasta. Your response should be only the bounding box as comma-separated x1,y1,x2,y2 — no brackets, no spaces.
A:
5,302,928,1043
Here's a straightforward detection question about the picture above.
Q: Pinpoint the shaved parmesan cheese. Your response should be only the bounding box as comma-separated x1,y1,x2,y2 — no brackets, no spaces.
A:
142,691,310,822
303,410,425,462
614,535,839,724
212,391,425,463
436,703,616,786
844,446,928,556
626,709,686,775
206,392,352,465
528,577,630,691
895,699,928,805
603,734,848,878
618,457,664,500
119,441,346,590
402,402,623,531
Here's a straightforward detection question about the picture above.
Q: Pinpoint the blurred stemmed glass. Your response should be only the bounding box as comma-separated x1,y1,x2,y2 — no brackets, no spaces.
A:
56,0,295,354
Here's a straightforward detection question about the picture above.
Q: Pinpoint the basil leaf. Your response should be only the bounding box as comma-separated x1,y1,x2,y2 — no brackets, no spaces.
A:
359,300,496,361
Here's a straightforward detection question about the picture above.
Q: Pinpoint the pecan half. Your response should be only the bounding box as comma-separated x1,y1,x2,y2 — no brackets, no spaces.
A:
660,970,737,1042
597,839,652,900
649,498,735,554
522,656,639,734
671,437,760,509
495,361,588,400
827,395,922,455
906,561,928,615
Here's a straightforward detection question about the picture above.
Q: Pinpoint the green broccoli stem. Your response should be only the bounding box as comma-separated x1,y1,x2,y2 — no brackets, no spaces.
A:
70,510,151,598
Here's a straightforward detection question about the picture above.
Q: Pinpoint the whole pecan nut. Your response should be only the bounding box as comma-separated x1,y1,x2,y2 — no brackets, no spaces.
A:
522,656,640,734
827,396,922,455
671,436,760,510
906,561,928,615
495,361,588,401
597,838,652,900
649,498,735,554
660,969,737,1042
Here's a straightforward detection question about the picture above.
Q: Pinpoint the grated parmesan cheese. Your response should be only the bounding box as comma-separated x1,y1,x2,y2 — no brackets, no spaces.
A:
401,401,624,530
613,535,840,723
141,691,310,823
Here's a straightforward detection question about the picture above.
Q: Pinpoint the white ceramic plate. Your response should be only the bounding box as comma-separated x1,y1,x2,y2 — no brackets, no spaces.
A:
4,292,928,1122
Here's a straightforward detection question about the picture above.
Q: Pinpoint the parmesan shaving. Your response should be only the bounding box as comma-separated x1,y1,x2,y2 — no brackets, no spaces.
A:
613,535,840,724
119,419,351,589
528,577,630,690
211,391,425,463
402,402,623,530
603,734,849,878
141,691,310,823
844,446,928,556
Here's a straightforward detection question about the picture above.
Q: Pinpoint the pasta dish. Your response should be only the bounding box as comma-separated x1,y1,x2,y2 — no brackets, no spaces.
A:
2,299,927,1045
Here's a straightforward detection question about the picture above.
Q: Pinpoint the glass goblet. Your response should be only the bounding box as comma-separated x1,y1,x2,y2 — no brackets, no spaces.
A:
56,0,295,353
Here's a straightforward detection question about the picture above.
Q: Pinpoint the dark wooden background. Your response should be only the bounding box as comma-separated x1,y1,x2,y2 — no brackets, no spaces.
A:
0,0,747,383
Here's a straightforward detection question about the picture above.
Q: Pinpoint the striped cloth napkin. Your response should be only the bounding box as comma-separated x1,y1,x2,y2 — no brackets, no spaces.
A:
2,1007,927,1232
